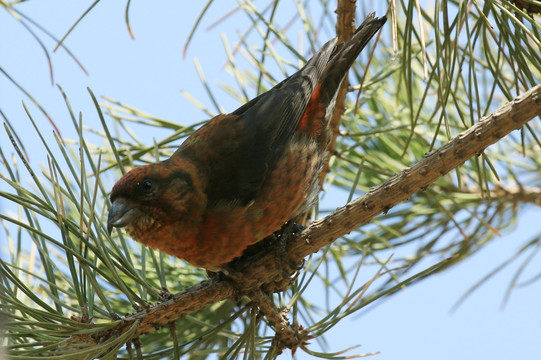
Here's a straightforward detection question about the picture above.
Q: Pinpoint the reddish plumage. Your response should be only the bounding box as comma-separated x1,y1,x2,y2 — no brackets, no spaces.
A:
108,14,386,270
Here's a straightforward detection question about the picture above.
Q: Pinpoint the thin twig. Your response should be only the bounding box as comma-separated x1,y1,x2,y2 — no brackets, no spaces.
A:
318,0,357,186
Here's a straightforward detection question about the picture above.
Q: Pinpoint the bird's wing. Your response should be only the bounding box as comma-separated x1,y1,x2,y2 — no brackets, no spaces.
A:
178,38,337,207
178,14,386,208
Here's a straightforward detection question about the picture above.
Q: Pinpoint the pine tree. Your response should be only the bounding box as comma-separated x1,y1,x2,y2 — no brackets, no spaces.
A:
1,1,540,358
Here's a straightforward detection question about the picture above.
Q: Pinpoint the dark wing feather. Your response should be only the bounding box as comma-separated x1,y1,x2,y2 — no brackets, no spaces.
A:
222,14,386,206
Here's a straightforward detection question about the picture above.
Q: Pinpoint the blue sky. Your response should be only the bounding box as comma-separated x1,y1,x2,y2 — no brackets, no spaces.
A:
1,1,540,359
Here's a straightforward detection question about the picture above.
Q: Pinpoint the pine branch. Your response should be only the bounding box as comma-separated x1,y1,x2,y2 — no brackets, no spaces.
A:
71,84,541,349
289,85,541,259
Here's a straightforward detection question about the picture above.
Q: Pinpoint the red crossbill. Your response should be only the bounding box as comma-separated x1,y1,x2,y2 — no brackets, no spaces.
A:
107,14,386,270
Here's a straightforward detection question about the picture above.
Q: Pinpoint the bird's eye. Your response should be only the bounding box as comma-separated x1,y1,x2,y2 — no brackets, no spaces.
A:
141,180,153,191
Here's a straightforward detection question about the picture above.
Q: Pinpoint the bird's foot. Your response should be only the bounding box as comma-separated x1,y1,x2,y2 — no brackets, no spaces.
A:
272,221,305,280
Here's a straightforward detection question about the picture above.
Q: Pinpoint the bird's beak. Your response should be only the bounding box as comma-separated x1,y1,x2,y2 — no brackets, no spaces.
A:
107,198,142,235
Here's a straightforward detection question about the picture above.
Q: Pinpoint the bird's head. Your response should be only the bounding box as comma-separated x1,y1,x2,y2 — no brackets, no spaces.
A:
107,159,206,238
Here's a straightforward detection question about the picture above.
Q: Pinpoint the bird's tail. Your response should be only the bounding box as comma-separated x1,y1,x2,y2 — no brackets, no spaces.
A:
318,13,387,108
296,13,386,140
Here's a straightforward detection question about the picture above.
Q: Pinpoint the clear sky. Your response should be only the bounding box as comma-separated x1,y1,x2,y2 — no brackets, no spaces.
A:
1,1,540,359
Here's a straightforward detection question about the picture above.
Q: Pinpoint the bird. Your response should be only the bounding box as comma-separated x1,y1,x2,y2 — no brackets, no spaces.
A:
107,13,386,270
